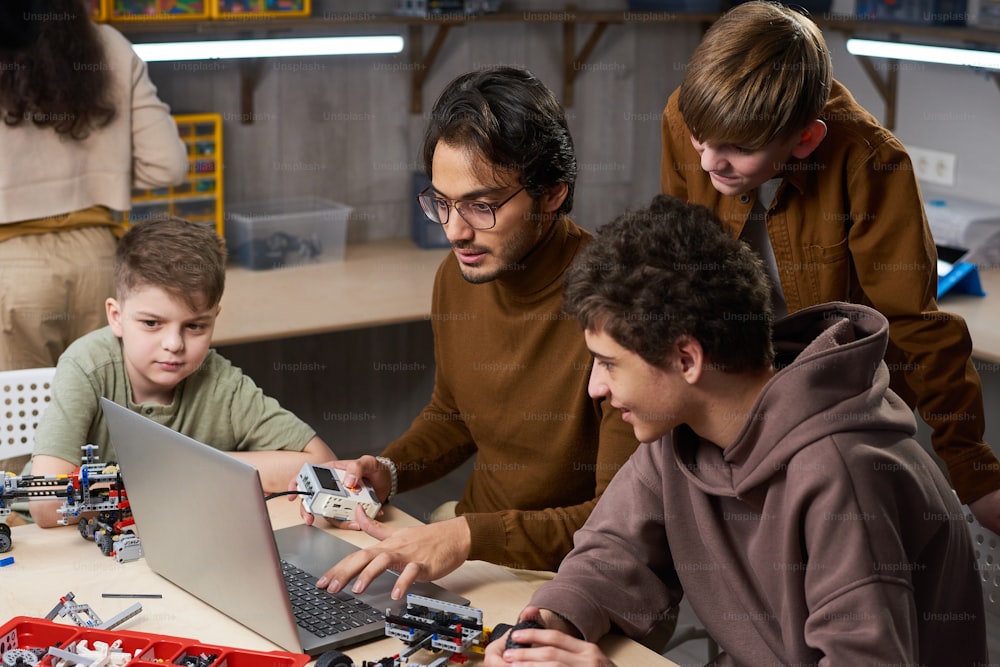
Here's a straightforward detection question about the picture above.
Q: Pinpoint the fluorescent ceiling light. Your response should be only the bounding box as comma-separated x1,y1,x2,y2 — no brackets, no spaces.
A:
133,35,404,62
846,38,1000,71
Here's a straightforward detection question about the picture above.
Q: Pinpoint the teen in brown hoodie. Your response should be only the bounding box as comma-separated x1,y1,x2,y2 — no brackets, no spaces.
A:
485,195,987,667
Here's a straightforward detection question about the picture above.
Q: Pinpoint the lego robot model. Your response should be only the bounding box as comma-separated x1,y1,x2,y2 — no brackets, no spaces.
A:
384,594,485,656
0,445,140,560
318,594,519,667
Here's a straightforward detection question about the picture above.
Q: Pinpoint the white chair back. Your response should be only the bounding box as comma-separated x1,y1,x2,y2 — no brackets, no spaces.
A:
1,367,57,469
965,505,1000,617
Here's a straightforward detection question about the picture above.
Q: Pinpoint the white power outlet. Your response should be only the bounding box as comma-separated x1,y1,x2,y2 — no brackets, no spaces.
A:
907,145,957,187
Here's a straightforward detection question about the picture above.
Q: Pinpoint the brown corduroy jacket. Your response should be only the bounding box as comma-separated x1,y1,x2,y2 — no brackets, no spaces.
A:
661,80,998,504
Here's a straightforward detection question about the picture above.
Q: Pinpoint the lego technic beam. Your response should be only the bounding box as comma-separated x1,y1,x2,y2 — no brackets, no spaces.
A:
385,594,485,654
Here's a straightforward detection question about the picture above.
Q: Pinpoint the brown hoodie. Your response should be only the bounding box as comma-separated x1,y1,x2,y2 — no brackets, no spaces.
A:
530,302,987,666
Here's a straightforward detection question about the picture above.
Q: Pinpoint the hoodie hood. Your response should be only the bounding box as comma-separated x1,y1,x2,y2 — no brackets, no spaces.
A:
675,301,917,496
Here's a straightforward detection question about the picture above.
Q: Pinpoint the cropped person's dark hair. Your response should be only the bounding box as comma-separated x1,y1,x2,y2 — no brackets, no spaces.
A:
564,194,774,373
114,217,226,313
0,0,42,50
0,0,116,140
422,66,577,217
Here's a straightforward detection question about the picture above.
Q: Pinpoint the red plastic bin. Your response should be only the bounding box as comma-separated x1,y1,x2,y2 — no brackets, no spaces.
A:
0,619,80,663
0,617,310,667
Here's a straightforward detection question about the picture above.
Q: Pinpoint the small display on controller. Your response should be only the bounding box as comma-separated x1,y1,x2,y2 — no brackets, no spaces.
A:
295,463,381,521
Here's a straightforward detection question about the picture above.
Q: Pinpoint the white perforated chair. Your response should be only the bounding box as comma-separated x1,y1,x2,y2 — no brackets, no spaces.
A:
0,367,57,472
964,504,1000,617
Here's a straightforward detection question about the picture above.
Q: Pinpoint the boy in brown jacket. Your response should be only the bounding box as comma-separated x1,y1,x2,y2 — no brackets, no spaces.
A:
661,1,1000,534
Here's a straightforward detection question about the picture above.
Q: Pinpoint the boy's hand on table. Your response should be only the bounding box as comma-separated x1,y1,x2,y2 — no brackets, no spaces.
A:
484,606,617,667
315,507,471,600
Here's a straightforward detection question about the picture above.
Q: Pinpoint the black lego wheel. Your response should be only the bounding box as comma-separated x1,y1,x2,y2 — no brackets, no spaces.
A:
96,531,114,557
314,650,354,667
0,523,11,553
78,517,96,540
506,620,544,650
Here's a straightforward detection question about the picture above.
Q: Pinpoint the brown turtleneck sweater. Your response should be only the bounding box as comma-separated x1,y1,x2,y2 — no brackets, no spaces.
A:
380,216,639,571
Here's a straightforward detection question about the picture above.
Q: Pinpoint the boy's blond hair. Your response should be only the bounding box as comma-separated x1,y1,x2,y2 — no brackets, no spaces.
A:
678,1,832,150
113,217,226,312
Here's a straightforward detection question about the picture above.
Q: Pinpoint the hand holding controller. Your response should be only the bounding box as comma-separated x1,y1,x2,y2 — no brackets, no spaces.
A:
295,463,382,521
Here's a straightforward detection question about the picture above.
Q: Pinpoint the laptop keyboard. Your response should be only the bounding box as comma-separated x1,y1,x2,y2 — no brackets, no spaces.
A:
281,560,384,637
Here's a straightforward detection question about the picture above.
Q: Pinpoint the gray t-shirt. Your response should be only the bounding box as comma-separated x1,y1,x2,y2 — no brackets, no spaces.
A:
31,326,315,465
741,178,788,319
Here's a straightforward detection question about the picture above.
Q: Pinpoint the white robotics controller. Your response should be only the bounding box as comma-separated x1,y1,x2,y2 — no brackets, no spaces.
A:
295,463,382,521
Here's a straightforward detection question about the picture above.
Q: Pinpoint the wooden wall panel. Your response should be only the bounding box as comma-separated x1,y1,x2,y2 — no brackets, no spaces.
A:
142,6,709,241
138,3,1000,512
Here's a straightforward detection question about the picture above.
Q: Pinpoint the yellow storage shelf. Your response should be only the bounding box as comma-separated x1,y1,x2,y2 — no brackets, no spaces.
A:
211,0,310,19
110,0,210,21
129,113,224,237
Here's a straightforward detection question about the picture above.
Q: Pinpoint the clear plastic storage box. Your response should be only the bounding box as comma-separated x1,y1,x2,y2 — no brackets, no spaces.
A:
225,197,351,270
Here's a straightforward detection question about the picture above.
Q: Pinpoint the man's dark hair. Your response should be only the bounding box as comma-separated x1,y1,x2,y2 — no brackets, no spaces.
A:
422,66,576,217
564,194,774,373
0,0,116,140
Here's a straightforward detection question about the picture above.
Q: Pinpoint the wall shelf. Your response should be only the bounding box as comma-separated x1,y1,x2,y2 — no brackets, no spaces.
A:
112,9,717,116
818,19,1000,130
111,9,1000,123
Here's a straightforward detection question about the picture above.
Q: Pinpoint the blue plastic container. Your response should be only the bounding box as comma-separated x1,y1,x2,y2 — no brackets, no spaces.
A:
411,172,450,250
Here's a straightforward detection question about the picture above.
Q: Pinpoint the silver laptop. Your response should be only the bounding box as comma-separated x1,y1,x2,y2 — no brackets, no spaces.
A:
100,397,468,656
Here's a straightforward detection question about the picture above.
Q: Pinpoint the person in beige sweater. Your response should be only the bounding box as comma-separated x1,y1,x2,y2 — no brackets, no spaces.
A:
0,0,187,372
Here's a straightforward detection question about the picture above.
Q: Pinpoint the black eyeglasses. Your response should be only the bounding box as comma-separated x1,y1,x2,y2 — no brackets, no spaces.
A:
416,186,525,231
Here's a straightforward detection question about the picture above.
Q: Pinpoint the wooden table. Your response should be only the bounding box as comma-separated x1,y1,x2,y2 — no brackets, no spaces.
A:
939,267,1000,364
213,240,449,346
214,241,1000,363
0,499,679,667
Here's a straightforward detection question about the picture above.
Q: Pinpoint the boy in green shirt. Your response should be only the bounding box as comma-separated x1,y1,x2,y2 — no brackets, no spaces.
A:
29,217,334,527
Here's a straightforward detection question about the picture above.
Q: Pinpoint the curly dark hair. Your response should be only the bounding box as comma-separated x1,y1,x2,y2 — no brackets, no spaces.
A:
0,0,116,140
563,194,774,373
422,66,576,217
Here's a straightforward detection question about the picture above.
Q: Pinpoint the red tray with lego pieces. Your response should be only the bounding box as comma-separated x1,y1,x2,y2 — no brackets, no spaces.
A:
0,617,310,667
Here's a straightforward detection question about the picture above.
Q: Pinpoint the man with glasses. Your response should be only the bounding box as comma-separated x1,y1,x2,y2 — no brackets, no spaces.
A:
300,66,640,602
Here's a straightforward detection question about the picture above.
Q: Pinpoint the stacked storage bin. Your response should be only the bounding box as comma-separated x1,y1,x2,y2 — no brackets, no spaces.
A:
129,114,224,237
